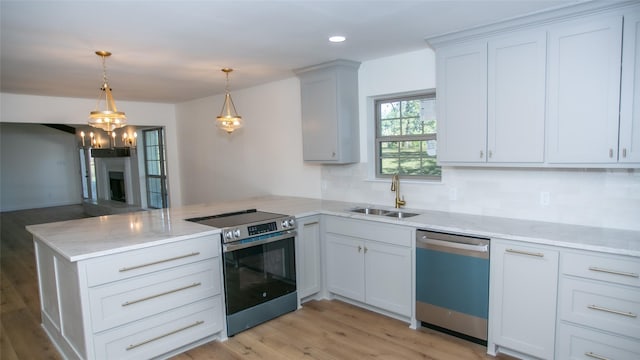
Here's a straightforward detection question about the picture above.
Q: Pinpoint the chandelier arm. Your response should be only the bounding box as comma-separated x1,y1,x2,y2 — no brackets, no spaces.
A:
227,94,239,116
104,85,119,113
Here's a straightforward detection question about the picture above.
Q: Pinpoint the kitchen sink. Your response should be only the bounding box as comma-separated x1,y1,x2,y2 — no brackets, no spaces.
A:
386,210,420,219
348,207,420,218
350,207,392,216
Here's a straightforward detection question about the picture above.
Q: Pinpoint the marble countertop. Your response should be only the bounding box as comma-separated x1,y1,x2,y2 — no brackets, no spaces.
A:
26,195,640,261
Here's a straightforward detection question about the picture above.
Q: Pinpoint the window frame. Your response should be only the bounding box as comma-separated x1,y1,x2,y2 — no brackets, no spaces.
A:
374,91,440,180
143,127,169,209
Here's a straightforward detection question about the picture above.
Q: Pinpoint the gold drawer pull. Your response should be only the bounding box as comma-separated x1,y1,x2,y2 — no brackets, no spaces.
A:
588,266,639,278
587,304,637,318
506,248,544,257
585,351,610,360
119,252,200,272
122,282,201,307
126,320,204,351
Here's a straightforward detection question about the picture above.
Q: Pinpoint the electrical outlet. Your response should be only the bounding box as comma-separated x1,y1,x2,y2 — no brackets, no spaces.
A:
449,187,457,201
540,191,550,206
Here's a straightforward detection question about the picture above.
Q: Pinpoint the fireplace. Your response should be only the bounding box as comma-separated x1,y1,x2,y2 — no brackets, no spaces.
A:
109,171,126,202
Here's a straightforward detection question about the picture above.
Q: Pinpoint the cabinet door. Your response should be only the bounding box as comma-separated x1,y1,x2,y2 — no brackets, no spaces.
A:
547,16,623,163
620,11,640,163
364,241,412,317
325,233,365,302
300,73,339,161
488,31,546,163
490,240,559,359
296,216,321,300
296,60,360,164
437,42,488,163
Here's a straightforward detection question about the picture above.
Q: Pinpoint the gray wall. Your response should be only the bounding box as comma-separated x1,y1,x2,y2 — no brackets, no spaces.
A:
1,123,82,211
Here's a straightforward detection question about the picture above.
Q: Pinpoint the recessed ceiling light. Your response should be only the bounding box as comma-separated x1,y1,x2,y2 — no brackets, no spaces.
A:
329,35,346,43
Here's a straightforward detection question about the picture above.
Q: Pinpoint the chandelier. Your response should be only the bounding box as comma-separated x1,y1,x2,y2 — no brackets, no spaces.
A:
216,68,243,134
88,51,127,132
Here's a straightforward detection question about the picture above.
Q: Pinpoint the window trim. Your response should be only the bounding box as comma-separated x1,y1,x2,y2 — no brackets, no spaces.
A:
374,91,440,180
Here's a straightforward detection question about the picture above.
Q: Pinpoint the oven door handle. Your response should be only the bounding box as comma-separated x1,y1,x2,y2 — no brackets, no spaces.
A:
223,230,297,252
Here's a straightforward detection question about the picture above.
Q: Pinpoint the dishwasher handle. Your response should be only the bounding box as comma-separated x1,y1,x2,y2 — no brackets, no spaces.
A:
417,232,489,258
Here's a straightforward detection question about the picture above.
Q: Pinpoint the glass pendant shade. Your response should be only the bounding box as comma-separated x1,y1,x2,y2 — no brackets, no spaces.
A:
88,51,127,132
216,68,243,134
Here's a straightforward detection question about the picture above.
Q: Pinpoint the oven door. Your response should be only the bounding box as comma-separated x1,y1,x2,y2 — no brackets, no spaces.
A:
222,231,297,316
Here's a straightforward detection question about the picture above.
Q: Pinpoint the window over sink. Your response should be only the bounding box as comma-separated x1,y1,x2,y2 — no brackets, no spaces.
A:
375,91,440,180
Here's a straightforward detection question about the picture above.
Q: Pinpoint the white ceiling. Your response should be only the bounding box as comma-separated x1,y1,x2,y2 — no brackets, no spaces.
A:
1,0,582,104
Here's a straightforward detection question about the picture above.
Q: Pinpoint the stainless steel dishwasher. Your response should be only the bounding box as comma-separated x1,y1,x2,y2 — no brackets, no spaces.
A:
416,230,490,344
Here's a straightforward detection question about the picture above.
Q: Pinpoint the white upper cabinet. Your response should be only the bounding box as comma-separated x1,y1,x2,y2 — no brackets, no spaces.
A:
436,30,546,164
437,42,488,163
295,60,360,164
429,1,640,168
547,15,623,164
620,10,640,163
488,31,546,163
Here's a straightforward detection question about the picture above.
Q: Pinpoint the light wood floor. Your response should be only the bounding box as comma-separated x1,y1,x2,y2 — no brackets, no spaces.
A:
1,205,510,360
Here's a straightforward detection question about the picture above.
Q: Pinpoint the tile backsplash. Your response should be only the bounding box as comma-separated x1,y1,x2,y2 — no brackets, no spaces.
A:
321,163,640,231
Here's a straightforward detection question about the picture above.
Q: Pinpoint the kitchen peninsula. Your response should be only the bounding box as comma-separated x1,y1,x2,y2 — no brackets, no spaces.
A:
27,196,640,360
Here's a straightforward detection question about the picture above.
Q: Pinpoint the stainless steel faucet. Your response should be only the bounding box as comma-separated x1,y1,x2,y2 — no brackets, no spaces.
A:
391,174,406,208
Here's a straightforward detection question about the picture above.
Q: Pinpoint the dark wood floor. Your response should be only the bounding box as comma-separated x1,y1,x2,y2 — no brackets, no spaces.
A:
1,205,508,360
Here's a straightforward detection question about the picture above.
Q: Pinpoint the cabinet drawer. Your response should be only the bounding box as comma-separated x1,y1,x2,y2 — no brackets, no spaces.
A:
325,216,412,247
93,296,222,360
89,259,220,332
85,235,219,286
562,251,640,288
559,277,640,339
557,322,640,360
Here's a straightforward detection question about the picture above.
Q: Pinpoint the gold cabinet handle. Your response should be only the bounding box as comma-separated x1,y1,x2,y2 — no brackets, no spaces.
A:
364,246,368,254
585,351,610,360
505,248,544,257
119,252,200,272
126,320,204,351
122,282,201,307
588,266,639,278
587,304,637,318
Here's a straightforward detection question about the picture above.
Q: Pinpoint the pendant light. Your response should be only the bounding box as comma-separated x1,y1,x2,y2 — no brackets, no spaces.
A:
216,68,243,134
88,51,127,132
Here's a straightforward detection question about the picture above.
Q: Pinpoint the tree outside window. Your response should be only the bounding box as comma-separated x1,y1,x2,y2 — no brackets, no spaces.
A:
375,92,440,179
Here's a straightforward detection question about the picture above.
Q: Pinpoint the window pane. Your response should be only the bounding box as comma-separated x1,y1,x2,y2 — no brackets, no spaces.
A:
421,99,437,134
398,141,425,155
380,118,400,136
426,139,437,157
403,118,425,135
380,101,400,120
145,131,158,146
147,161,160,176
380,158,399,175
422,158,441,177
401,100,422,118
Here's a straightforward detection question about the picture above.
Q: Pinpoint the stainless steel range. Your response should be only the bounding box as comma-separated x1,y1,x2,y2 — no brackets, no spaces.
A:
186,209,297,336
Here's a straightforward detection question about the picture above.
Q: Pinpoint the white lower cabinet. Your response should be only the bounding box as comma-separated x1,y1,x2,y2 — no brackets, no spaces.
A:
34,234,225,360
489,239,559,359
556,250,640,359
93,297,222,360
324,216,413,318
296,215,322,301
